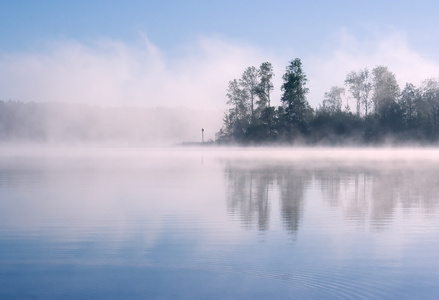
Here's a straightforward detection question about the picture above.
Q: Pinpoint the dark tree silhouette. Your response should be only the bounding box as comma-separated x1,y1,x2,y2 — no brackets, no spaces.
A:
280,58,313,136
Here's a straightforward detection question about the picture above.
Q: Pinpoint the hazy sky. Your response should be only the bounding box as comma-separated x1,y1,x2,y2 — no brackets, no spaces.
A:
1,0,439,109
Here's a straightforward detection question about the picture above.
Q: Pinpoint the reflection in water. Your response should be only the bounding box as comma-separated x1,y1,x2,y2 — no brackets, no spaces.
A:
277,168,311,234
224,166,272,231
1,148,439,299
317,163,439,228
224,162,312,234
224,159,439,232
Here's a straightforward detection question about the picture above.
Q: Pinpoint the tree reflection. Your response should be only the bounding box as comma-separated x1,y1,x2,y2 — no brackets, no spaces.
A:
224,163,311,234
224,165,272,231
224,159,439,233
316,162,439,230
316,170,371,225
277,168,311,234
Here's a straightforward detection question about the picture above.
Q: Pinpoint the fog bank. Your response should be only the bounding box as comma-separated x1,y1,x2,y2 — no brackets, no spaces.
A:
0,101,223,146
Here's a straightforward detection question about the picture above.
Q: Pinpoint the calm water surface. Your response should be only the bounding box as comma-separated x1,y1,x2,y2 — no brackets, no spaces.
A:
0,147,438,299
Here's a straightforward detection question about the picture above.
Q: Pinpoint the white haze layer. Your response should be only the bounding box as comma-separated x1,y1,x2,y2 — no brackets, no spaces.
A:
1,30,439,110
0,30,438,144
0,35,267,110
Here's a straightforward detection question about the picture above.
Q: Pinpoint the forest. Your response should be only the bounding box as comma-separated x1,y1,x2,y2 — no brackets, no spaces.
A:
216,59,439,145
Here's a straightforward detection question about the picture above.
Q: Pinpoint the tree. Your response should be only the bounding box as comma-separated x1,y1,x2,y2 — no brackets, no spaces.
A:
226,79,248,118
399,83,419,127
345,68,372,116
240,66,259,122
257,62,274,108
372,66,400,116
280,58,312,134
419,78,439,137
321,86,345,114
223,79,250,140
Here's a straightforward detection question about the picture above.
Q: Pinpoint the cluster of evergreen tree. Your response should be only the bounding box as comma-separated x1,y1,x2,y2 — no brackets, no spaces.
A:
216,58,439,145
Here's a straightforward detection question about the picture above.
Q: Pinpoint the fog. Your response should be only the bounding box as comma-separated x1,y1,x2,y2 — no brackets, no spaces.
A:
1,147,438,238
0,32,439,146
307,30,439,104
0,32,438,147
0,36,268,109
0,101,223,145
1,31,439,111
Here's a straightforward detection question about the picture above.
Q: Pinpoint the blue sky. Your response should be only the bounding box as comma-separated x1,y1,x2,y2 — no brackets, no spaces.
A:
1,1,439,109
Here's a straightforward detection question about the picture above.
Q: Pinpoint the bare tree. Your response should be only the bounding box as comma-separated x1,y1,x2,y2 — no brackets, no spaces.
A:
321,86,345,114
240,66,259,122
345,68,372,116
257,62,274,108
372,66,400,115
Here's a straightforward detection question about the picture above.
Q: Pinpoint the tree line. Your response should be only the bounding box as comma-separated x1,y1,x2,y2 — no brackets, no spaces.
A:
216,59,439,144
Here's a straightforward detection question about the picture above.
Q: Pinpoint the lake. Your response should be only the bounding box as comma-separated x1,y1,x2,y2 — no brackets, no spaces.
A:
0,147,438,299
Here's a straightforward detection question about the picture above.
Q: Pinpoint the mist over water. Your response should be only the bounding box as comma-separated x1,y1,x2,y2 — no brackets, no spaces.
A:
0,147,438,299
0,101,223,145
